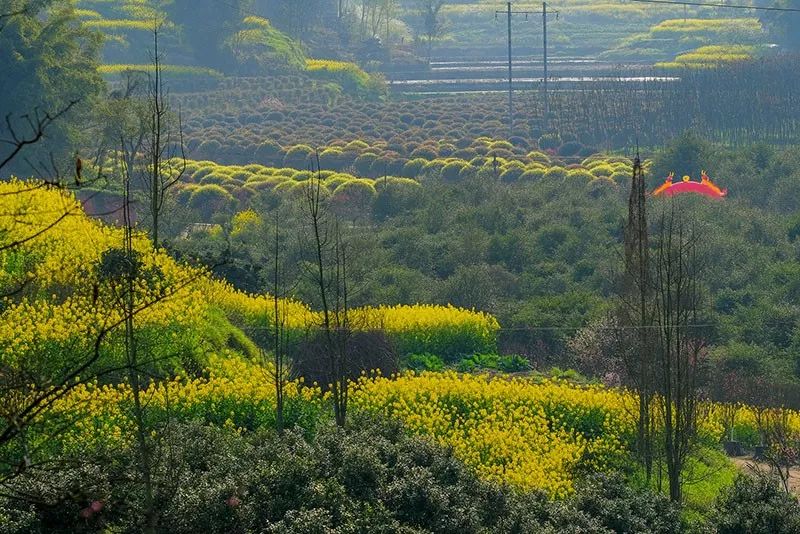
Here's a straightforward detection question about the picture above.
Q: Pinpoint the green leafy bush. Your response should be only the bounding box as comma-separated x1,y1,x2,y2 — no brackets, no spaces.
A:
226,17,306,74
305,60,386,100
405,352,445,372
189,184,236,218
0,419,683,533
457,353,531,373
711,471,800,534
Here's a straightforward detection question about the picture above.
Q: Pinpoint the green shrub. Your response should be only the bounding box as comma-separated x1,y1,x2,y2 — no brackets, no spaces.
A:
500,167,525,182
558,141,584,157
458,353,499,372
401,158,427,178
566,168,595,181
441,161,467,182
421,159,447,178
0,416,685,533
405,353,445,372
305,60,386,100
539,133,561,150
373,177,422,220
344,139,370,151
354,153,379,177
455,353,530,373
711,471,800,533
254,139,283,164
332,179,377,200
590,164,615,177
283,144,314,168
226,17,306,74
189,185,236,219
319,148,351,171
587,177,619,197
500,354,531,372
527,151,551,164
543,166,567,180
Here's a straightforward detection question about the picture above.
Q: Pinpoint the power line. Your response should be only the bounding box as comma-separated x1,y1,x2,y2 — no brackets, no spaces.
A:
629,0,800,13
238,324,720,333
494,2,559,137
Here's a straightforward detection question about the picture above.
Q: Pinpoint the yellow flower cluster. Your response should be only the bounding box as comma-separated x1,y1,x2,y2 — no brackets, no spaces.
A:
349,304,500,334
33,353,800,498
51,356,325,452
351,371,636,498
0,180,208,362
208,278,314,331
705,402,800,446
347,304,500,356
1,180,501,372
651,18,762,36
213,290,501,355
656,45,755,70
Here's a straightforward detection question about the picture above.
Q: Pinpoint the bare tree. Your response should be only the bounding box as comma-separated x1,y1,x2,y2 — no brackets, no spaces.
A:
651,200,707,502
141,23,187,250
105,146,193,531
268,208,292,434
118,150,158,533
359,0,395,40
0,101,80,174
759,407,800,494
300,157,352,427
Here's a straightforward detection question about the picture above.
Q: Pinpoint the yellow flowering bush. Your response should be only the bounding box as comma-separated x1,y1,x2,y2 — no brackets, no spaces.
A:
350,372,800,497
650,18,762,38
48,355,327,455
348,304,501,359
1,180,502,381
656,45,756,70
0,180,209,374
305,59,386,99
351,371,636,497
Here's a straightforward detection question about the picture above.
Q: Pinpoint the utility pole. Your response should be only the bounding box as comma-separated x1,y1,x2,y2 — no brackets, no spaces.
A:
506,2,512,137
494,2,558,137
542,2,558,131
543,2,548,129
495,2,536,138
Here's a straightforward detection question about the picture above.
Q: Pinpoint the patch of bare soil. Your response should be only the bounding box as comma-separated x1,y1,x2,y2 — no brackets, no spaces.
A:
731,456,800,493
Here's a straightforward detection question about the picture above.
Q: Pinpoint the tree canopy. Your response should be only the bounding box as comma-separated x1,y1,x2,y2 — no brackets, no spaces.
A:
0,0,104,178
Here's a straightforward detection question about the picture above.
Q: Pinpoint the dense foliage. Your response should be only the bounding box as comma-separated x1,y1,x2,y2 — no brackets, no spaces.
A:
0,0,104,177
0,417,685,533
153,139,800,405
4,2,800,531
711,471,800,533
0,180,499,382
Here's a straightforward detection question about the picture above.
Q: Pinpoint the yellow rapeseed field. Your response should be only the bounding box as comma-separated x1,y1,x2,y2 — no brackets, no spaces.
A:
1,180,498,363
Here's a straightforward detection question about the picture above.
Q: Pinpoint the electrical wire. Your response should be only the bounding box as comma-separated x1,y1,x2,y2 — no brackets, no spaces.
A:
628,0,800,13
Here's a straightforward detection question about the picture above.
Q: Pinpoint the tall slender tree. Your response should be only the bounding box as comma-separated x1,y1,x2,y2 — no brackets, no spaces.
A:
651,200,706,502
620,153,656,482
142,24,187,250
300,156,352,427
414,0,446,64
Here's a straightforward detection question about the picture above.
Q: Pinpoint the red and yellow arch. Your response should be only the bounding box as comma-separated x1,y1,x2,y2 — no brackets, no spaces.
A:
652,171,727,198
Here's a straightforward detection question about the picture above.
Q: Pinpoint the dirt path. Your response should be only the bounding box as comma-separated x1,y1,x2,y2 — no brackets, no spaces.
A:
730,456,800,493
